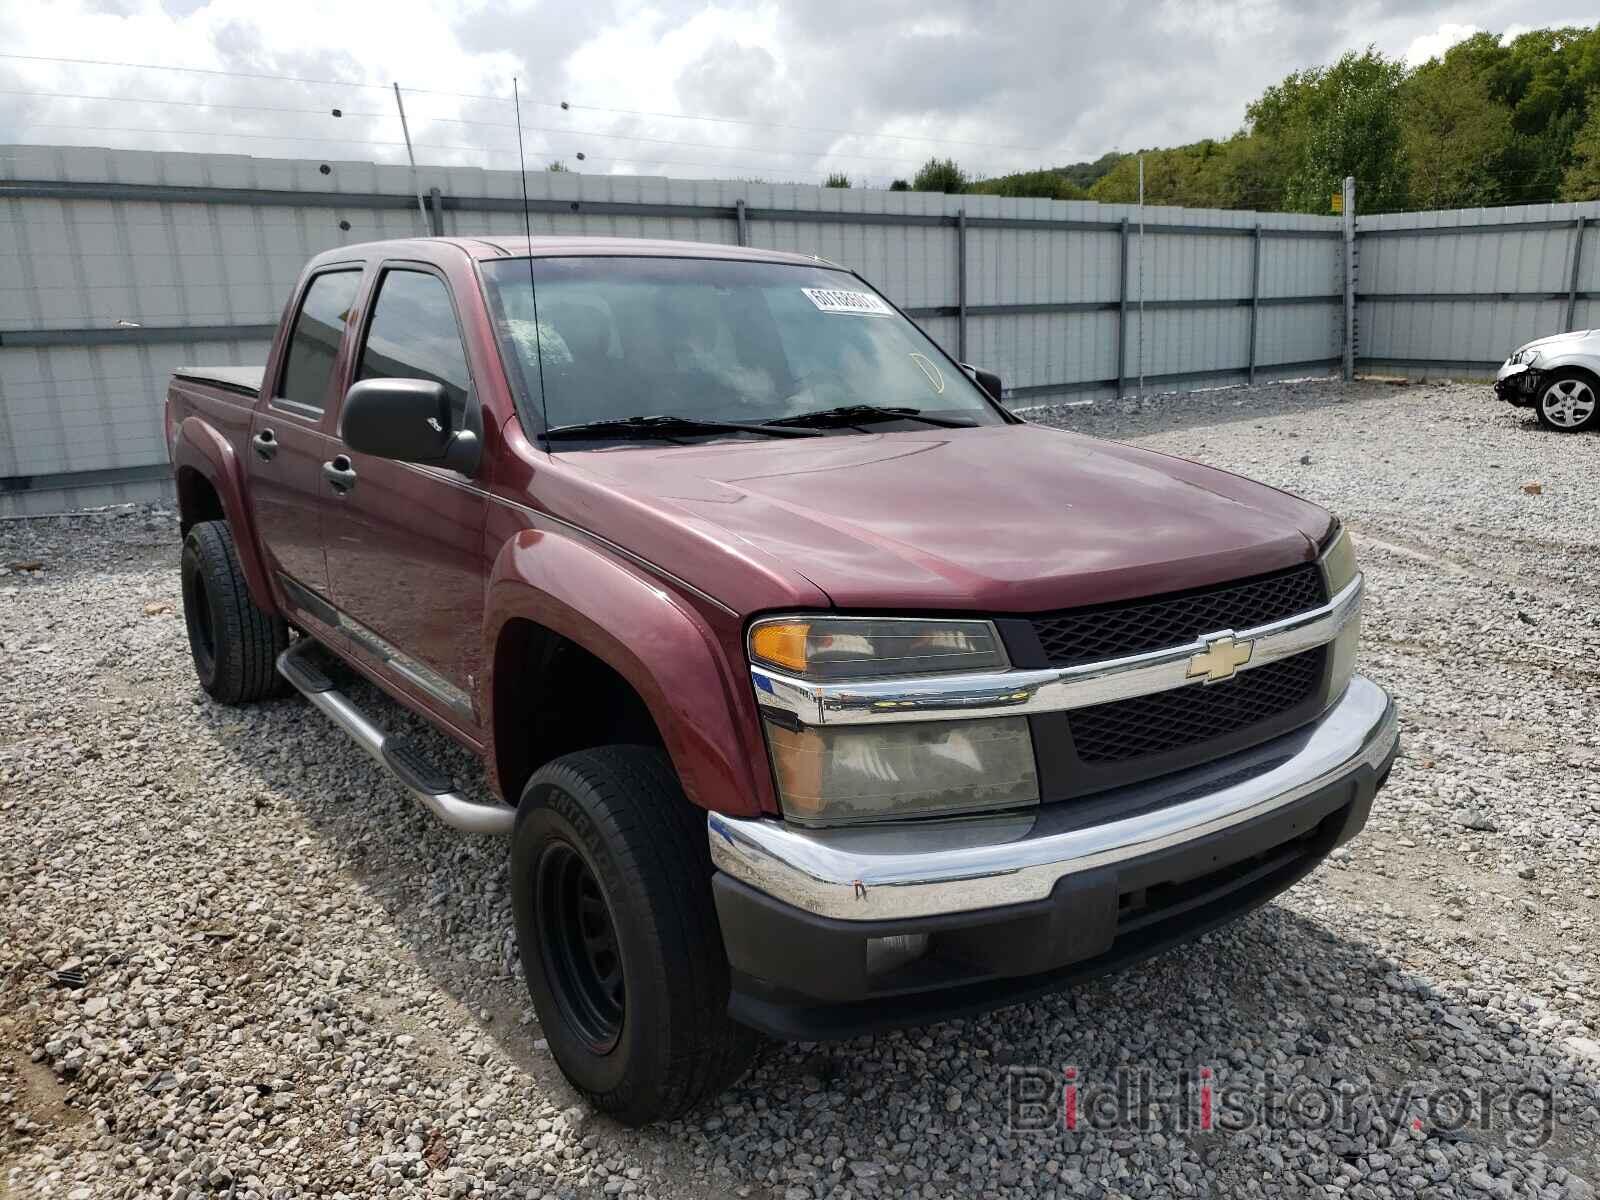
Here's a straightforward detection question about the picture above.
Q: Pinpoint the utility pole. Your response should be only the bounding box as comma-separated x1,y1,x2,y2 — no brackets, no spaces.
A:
1137,155,1145,398
393,83,431,238
1342,175,1356,381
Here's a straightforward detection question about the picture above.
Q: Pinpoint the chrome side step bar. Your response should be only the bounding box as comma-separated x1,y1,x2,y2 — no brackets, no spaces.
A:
276,640,514,835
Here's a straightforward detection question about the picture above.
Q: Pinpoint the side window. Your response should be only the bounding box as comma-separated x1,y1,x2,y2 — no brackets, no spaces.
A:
276,269,362,412
357,270,472,426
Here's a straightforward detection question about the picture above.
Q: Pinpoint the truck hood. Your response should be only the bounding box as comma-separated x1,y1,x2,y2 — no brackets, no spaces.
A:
557,425,1333,613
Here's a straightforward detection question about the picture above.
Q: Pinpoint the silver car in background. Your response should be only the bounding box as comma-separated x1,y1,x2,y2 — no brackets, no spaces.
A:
1494,329,1600,432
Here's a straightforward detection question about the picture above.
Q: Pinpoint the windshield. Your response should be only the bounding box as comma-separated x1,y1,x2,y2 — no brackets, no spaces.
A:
479,256,1005,435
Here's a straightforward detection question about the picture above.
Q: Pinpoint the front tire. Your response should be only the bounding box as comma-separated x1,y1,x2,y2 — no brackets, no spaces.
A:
1534,369,1600,432
180,520,290,704
510,746,757,1126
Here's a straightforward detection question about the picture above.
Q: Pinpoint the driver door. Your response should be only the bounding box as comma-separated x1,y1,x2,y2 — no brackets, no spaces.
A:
321,263,489,733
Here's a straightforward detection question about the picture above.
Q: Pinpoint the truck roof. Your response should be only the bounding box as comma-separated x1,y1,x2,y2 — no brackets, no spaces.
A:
308,235,839,271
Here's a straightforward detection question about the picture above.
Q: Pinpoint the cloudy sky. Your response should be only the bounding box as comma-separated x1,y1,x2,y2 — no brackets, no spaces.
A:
0,0,1590,187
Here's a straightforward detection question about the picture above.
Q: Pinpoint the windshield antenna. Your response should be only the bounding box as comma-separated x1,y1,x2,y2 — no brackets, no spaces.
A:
512,76,551,436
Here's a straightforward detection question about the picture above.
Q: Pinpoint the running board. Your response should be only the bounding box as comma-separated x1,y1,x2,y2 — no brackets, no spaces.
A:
276,641,514,835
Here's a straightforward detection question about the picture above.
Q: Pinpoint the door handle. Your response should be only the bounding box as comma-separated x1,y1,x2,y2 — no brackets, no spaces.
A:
322,455,358,494
252,429,277,461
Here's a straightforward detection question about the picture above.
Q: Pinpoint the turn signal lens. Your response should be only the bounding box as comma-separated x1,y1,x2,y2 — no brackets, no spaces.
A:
748,616,1008,680
749,622,811,674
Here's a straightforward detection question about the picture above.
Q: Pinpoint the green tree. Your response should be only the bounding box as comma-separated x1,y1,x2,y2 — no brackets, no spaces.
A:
1247,49,1409,213
888,178,910,191
911,157,969,193
1085,139,1247,208
1561,92,1600,199
1400,50,1513,208
546,160,570,172
971,169,1086,200
823,172,851,188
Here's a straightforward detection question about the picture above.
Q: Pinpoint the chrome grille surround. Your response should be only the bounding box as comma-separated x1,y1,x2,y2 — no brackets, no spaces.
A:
750,573,1362,728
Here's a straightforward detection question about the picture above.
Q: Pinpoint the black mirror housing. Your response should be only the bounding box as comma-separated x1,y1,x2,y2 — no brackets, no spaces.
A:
340,378,481,474
959,362,1005,403
973,367,1003,403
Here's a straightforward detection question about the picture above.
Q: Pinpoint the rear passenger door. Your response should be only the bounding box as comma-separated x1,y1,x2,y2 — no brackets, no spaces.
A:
248,266,362,607
321,264,488,732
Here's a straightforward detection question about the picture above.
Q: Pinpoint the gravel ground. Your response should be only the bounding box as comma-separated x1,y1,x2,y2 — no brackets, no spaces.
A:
4,377,1600,1200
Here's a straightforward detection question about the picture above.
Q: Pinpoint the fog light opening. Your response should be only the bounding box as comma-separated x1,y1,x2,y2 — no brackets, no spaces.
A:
865,933,930,977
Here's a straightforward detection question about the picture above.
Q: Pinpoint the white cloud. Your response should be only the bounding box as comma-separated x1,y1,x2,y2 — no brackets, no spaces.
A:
0,0,1592,186
1403,22,1480,67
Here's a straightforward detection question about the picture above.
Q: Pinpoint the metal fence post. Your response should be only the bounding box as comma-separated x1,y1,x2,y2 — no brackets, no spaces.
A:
957,208,968,362
427,187,444,236
1342,176,1356,381
735,198,748,247
1117,217,1130,398
1567,215,1588,331
1248,224,1262,386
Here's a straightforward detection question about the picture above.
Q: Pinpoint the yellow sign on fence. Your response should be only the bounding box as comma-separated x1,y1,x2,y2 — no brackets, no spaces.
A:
1330,192,1343,214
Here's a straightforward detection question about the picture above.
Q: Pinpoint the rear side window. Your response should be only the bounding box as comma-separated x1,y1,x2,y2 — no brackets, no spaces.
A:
276,269,362,412
357,269,472,426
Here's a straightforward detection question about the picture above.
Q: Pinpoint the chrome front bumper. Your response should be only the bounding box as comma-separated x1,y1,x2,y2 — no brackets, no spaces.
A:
709,674,1397,922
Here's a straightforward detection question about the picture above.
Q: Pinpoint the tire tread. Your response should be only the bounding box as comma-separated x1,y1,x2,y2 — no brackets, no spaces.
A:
184,520,289,704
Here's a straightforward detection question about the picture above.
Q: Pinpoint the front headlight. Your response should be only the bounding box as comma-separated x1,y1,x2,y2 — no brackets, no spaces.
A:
749,616,1008,679
765,717,1039,827
1508,347,1540,367
1319,524,1361,699
749,615,1037,825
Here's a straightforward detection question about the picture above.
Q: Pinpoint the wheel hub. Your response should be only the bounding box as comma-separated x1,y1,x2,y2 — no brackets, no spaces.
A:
1542,378,1596,428
535,842,624,1053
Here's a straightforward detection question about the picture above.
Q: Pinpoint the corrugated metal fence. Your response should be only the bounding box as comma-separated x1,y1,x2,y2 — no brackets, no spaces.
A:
0,146,1345,515
1356,204,1600,378
6,146,1595,516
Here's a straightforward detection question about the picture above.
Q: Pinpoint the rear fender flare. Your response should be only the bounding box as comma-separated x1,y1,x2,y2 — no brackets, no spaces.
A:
484,528,766,817
171,416,279,616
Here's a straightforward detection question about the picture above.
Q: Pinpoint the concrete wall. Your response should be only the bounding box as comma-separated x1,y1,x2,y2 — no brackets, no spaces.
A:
4,145,1351,514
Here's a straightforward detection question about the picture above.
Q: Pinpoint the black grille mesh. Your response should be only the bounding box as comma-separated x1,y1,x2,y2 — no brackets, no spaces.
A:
1031,564,1327,669
1069,651,1325,763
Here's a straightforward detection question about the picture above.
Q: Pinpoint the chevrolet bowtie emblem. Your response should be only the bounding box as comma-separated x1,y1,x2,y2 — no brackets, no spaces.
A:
1187,633,1253,683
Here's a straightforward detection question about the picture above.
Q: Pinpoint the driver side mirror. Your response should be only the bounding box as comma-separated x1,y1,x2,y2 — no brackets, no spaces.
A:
340,378,481,475
960,362,1004,403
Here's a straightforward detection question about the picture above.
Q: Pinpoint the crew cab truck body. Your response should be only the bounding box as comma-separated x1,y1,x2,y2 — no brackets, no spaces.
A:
167,236,1398,1125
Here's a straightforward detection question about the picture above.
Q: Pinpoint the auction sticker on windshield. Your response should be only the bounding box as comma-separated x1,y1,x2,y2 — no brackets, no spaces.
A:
802,287,895,316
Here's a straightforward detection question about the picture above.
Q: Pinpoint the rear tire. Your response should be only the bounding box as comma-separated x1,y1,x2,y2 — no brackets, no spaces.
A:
1534,369,1600,432
180,520,290,704
510,746,758,1126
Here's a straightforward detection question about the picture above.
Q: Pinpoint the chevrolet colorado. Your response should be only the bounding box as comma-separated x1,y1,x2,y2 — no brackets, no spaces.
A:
166,236,1397,1125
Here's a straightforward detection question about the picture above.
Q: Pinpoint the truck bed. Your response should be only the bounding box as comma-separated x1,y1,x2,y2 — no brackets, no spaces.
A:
172,365,265,398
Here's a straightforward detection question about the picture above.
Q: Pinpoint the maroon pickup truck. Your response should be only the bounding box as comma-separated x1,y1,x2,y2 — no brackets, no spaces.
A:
166,236,1396,1125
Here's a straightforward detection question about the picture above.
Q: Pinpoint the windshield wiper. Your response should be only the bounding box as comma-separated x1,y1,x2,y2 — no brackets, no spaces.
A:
761,404,978,430
541,414,822,441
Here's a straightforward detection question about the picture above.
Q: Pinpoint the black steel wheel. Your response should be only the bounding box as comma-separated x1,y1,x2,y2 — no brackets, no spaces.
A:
509,746,758,1126
183,564,217,680
536,841,624,1053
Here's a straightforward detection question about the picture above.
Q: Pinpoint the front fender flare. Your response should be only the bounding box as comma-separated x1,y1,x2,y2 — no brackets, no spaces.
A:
484,527,768,817
171,416,279,616
1535,353,1600,379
